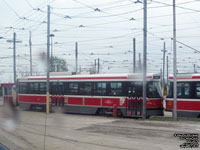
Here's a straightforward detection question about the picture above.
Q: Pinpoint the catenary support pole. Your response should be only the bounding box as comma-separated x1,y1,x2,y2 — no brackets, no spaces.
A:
173,0,177,120
46,5,50,114
143,0,147,119
29,31,32,76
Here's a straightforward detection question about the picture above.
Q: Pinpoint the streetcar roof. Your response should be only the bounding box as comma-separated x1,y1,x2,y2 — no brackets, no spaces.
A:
169,73,200,81
18,73,160,82
0,83,14,87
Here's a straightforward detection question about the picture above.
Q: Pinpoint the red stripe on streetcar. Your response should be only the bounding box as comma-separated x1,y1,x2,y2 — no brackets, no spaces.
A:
166,100,200,111
85,98,101,106
0,83,14,87
18,95,46,103
27,76,128,81
68,97,83,105
192,76,200,79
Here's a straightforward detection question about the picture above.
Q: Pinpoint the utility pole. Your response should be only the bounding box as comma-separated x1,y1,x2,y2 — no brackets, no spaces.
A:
133,38,136,73
13,32,17,106
173,0,177,120
75,42,78,74
161,42,167,94
97,58,100,73
46,5,50,114
13,33,16,85
143,0,147,119
7,33,22,106
29,31,32,76
194,64,196,73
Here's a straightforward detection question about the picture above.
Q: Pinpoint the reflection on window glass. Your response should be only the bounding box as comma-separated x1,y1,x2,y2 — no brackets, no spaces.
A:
69,83,78,94
147,82,162,98
110,82,122,96
80,83,92,95
96,82,106,95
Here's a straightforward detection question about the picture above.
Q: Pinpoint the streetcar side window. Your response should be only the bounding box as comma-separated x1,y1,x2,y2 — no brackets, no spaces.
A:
29,82,39,94
94,82,107,95
195,83,200,98
177,82,191,98
39,82,46,94
19,83,28,94
109,82,122,96
68,82,78,94
167,82,191,98
50,82,57,95
79,82,92,95
58,82,65,95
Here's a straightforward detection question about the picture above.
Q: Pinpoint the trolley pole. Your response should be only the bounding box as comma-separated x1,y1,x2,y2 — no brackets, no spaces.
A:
29,31,32,76
133,38,136,73
143,0,147,119
75,42,78,74
46,5,50,114
173,0,177,120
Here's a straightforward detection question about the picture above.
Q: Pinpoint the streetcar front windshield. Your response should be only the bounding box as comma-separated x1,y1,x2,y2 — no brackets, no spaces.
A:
147,81,162,98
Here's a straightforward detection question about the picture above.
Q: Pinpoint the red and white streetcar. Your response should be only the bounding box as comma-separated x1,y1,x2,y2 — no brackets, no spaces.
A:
17,73,163,117
166,74,200,118
0,83,14,106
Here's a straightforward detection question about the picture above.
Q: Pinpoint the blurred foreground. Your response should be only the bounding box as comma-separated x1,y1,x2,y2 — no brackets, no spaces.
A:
0,109,199,150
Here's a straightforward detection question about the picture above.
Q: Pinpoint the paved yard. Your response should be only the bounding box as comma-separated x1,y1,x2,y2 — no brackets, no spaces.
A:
0,108,199,150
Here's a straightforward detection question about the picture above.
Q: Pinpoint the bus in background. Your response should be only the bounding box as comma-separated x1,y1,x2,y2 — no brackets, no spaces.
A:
17,73,163,118
166,74,200,118
0,83,14,106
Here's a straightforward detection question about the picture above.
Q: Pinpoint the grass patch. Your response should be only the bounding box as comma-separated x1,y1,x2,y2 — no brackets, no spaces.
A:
138,117,200,122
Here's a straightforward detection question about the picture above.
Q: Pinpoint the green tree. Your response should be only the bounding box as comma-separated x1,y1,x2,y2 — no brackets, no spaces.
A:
50,56,68,72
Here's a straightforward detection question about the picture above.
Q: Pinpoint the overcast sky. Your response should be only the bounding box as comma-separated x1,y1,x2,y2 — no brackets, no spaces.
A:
0,0,200,83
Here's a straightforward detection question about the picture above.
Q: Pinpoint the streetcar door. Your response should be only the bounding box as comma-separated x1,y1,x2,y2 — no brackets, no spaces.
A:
126,82,142,117
50,82,65,111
